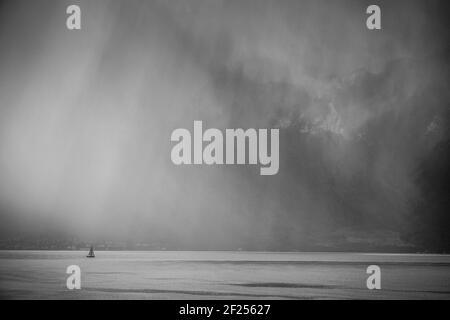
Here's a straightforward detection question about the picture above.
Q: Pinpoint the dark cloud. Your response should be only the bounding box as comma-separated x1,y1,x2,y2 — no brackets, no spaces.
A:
0,0,448,251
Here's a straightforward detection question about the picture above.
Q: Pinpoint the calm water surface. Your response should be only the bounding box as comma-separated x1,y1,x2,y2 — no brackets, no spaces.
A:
1,251,449,299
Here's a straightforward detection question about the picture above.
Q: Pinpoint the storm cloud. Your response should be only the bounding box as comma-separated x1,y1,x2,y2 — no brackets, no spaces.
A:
0,0,449,251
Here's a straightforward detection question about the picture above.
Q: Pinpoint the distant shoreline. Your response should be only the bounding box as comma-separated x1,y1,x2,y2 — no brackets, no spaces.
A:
0,249,449,255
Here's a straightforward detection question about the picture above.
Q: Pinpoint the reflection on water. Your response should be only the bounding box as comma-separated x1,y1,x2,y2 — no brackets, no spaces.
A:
1,251,449,299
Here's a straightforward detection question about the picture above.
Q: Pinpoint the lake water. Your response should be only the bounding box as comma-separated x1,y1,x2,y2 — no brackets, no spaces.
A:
1,251,449,299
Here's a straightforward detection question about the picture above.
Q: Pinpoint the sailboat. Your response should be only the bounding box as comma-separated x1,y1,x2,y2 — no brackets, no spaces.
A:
86,245,95,258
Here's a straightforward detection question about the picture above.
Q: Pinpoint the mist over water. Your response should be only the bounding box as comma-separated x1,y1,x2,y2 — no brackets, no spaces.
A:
0,0,449,251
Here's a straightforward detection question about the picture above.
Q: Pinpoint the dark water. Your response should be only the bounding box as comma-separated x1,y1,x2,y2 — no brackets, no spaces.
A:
1,251,449,299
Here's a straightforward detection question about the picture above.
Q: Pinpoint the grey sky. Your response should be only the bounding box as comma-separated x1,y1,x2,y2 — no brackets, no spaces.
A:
0,0,448,250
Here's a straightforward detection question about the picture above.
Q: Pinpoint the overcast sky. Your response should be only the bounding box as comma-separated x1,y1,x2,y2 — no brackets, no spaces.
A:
0,0,448,250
